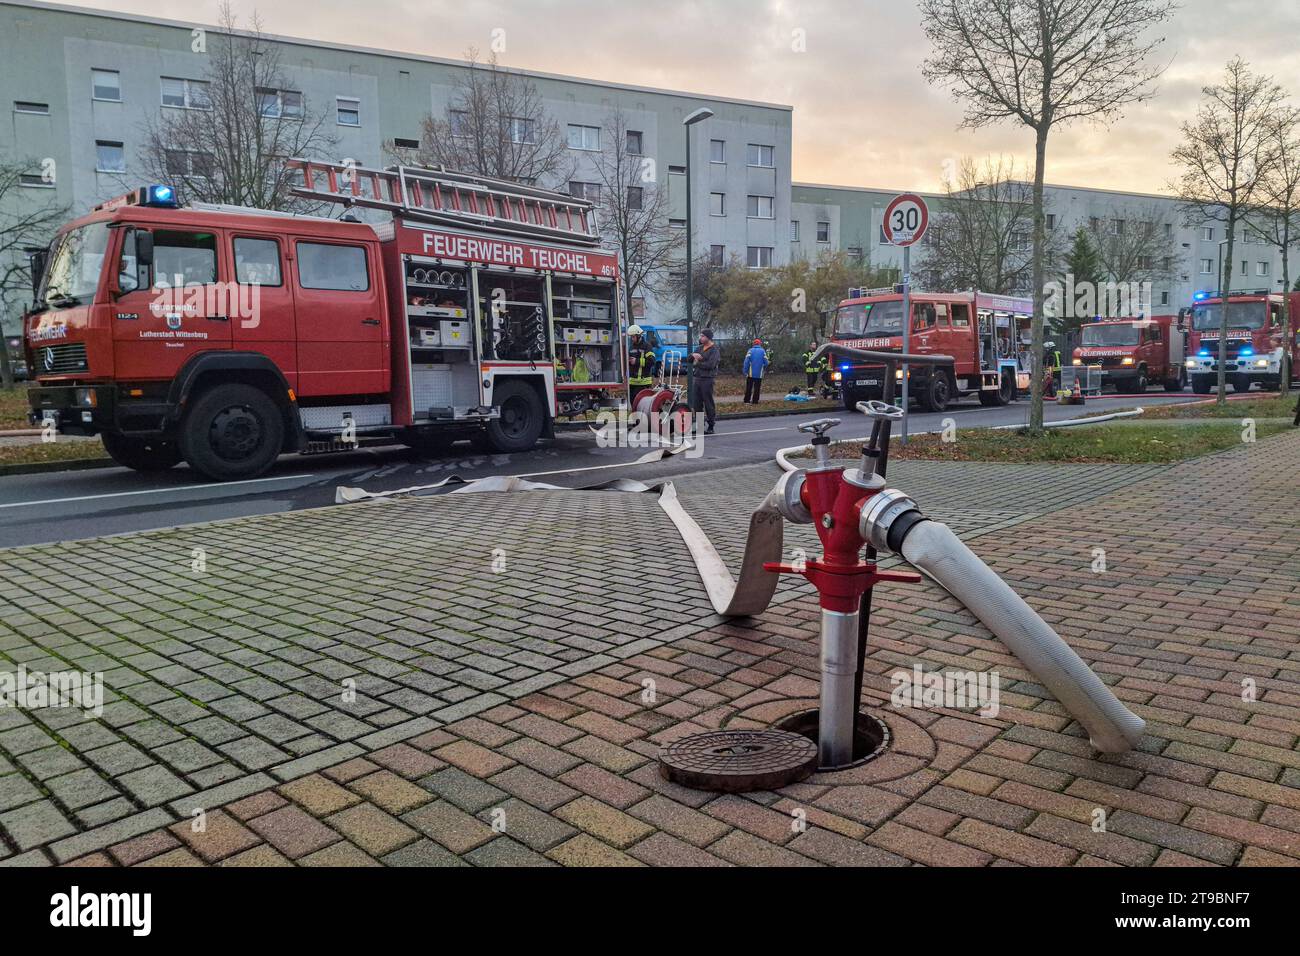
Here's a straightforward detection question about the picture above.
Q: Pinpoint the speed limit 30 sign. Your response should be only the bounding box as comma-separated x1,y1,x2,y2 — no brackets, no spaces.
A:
883,193,929,246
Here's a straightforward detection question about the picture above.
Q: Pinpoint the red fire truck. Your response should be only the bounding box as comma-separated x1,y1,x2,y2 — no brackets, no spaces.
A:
1070,314,1186,393
830,288,1033,412
1182,290,1299,394
23,162,627,480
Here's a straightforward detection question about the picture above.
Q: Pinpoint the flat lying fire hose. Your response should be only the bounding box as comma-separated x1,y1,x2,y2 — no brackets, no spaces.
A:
336,431,1144,752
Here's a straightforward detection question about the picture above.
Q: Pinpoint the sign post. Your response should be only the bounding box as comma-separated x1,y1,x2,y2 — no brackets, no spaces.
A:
881,193,929,444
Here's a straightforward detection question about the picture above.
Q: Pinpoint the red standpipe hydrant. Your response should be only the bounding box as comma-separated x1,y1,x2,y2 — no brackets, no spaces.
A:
765,419,919,767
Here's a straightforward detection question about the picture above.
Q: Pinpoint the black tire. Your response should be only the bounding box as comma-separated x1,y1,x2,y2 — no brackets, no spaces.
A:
1164,368,1186,392
842,389,862,412
994,372,1014,406
1231,375,1251,393
101,432,181,472
1191,376,1212,395
179,383,285,481
484,380,545,453
918,372,951,413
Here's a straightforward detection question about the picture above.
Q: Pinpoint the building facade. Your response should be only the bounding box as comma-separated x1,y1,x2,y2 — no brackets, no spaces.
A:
0,0,793,332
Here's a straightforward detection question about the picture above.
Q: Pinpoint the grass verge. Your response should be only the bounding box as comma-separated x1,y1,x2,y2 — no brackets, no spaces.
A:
1135,394,1298,420
1,385,32,430
0,439,107,468
821,420,1291,464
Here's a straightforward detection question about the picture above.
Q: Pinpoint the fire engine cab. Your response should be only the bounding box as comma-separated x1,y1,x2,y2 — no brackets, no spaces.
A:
23,163,627,480
1071,314,1186,393
1181,290,1299,394
830,288,1033,412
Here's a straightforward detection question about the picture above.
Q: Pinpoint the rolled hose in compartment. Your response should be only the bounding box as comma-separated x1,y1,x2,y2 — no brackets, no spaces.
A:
897,519,1146,753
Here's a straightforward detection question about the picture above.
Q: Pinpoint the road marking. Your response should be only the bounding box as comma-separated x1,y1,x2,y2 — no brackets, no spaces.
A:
0,474,316,510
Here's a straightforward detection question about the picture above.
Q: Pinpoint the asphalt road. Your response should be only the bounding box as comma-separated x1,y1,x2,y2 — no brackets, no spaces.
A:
0,392,1195,549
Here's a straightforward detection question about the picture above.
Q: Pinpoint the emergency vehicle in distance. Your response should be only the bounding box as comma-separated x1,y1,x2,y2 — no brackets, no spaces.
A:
1071,314,1186,393
1182,290,1299,393
829,287,1034,413
23,161,628,480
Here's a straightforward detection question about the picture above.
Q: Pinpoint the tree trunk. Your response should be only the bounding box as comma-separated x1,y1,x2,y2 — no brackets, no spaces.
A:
1219,220,1234,406
1282,220,1293,390
0,336,13,389
1029,124,1049,433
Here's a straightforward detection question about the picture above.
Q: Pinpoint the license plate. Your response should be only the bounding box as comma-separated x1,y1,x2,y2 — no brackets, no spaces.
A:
856,379,880,386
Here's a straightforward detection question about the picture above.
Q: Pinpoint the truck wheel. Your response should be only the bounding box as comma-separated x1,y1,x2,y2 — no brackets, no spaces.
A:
1134,371,1148,393
1164,368,1186,392
842,388,861,412
179,383,284,481
101,432,181,472
485,380,544,453
918,373,951,413
1231,375,1251,393
1191,376,1212,395
994,372,1015,406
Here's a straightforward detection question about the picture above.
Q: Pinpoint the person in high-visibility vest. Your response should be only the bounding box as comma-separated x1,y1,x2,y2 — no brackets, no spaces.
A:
802,341,827,391
1043,340,1062,396
626,325,659,408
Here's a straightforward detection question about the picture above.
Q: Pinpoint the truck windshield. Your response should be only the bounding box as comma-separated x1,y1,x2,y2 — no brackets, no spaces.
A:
655,328,688,345
834,301,903,337
36,221,111,311
1081,324,1140,346
1193,302,1266,331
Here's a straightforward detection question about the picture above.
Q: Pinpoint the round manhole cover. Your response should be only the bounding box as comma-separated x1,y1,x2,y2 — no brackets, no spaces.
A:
658,729,819,793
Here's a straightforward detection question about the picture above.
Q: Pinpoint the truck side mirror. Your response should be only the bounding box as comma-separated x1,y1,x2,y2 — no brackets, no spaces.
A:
135,231,154,268
27,248,48,302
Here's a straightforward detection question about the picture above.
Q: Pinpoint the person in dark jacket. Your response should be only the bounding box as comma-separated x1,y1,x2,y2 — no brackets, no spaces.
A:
742,339,769,403
688,328,720,434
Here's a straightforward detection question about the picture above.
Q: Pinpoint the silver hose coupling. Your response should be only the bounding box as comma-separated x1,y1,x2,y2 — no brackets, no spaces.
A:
860,488,921,554
773,470,812,524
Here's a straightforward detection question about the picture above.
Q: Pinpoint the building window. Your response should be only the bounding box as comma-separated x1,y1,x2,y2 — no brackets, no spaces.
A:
846,246,864,262
567,124,600,150
1045,213,1056,230
567,181,600,202
1198,258,1213,274
257,88,303,119
19,173,54,188
95,140,125,173
508,117,536,145
709,244,725,266
816,221,830,242
710,139,725,163
746,195,774,219
746,144,774,168
668,165,686,175
669,218,686,229
790,220,800,242
1111,219,1125,236
630,296,646,318
161,76,211,110
1160,291,1169,305
92,69,121,102
626,186,643,210
14,101,50,115
336,97,360,127
392,137,420,151
746,246,773,268
1164,223,1173,237
626,130,643,155
1200,226,1214,241
709,192,726,216
165,149,214,178
449,110,469,137
1257,261,1270,277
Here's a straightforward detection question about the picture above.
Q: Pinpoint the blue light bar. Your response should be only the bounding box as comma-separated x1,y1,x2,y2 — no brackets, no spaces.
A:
1239,347,1254,357
1197,349,1209,357
1193,291,1208,301
141,184,178,207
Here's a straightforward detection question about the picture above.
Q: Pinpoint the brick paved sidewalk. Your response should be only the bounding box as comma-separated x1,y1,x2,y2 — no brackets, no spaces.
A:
1,431,1298,866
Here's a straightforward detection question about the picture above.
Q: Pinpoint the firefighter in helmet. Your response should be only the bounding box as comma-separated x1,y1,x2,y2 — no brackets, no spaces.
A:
626,325,659,409
801,341,828,392
1043,340,1062,396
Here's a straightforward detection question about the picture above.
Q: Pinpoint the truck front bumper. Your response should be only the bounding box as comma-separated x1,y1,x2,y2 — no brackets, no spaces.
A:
26,384,116,435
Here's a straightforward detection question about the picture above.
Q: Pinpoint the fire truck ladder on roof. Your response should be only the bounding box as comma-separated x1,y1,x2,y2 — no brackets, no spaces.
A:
286,158,602,247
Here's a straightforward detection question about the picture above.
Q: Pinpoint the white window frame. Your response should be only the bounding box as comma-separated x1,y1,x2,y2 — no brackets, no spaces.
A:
816,221,830,242
790,220,800,242
1200,226,1214,241
336,96,361,127
746,245,773,268
95,140,126,173
746,143,774,168
508,116,536,145
709,139,725,164
1198,258,1213,274
161,76,211,110
566,124,600,151
1257,261,1270,277
92,69,121,103
746,195,774,219
626,130,643,155
257,87,303,120
568,180,600,202
709,192,726,217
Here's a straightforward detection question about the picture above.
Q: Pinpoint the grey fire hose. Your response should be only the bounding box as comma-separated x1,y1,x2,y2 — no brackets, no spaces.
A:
861,490,1145,753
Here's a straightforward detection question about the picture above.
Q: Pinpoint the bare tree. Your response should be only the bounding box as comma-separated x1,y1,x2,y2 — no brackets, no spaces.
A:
0,160,68,386
920,156,1044,294
919,0,1176,432
1245,104,1300,387
1171,57,1284,404
138,3,336,212
1084,203,1183,289
407,50,572,187
587,111,682,321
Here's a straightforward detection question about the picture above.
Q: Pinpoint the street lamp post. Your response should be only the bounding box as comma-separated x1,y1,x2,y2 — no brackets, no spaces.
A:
682,106,714,403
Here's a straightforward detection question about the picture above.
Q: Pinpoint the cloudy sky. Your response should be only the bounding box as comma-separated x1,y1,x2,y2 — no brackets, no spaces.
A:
83,0,1300,196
